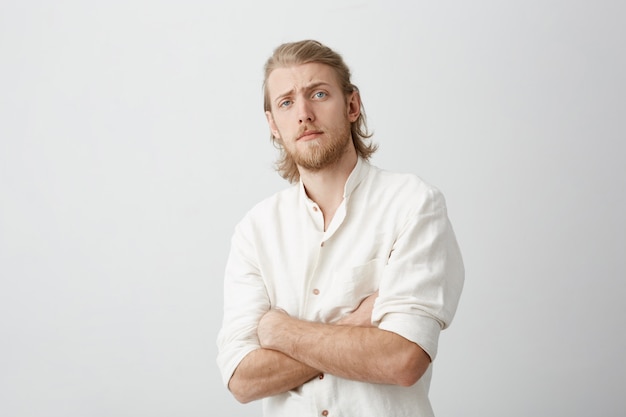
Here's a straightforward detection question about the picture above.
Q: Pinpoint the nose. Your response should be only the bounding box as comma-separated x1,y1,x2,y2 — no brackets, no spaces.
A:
297,100,314,124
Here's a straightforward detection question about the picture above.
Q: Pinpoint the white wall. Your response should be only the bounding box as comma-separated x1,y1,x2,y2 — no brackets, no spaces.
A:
1,1,624,416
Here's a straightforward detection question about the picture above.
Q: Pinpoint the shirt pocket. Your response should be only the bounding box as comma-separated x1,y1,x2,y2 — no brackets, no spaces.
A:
317,258,386,322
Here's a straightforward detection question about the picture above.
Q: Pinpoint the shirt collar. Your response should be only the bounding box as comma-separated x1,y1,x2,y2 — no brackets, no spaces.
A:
343,156,369,199
298,156,370,201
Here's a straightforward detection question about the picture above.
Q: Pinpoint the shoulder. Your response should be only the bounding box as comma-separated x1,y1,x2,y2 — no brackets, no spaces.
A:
236,184,299,229
365,163,447,210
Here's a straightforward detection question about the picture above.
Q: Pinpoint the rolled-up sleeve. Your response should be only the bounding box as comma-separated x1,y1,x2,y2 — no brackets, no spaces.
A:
371,187,465,361
216,217,270,387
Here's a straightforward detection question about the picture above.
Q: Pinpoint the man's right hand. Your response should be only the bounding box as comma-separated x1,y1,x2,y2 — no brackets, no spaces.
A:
336,290,378,327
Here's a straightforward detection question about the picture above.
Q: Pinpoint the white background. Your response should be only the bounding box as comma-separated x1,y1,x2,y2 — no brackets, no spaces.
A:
1,1,624,416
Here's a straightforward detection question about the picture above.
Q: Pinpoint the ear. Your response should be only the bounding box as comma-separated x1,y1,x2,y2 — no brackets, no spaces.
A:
265,110,281,139
346,91,361,123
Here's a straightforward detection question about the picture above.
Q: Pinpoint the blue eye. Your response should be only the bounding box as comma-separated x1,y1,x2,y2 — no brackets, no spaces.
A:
314,91,327,99
279,100,292,108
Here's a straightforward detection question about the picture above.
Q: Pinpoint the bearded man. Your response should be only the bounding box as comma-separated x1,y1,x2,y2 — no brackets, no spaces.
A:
217,39,465,417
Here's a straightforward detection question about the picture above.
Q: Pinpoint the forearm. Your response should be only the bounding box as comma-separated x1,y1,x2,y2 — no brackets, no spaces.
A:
260,314,430,386
228,347,320,403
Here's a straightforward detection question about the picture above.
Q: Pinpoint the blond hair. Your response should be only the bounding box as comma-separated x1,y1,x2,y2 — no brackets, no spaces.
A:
263,40,377,183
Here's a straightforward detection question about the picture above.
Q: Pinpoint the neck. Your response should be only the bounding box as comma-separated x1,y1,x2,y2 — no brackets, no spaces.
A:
299,145,358,230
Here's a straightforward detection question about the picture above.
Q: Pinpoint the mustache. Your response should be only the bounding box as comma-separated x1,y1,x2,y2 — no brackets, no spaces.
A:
295,124,323,139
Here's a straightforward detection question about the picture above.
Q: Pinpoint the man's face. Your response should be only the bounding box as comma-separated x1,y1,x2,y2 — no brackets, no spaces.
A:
265,62,360,171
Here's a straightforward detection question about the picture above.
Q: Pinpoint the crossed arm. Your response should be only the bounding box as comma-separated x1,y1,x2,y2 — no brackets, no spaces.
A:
228,292,431,404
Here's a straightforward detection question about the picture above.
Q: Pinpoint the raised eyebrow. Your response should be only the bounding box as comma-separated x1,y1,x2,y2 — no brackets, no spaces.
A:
273,82,332,105
306,82,332,94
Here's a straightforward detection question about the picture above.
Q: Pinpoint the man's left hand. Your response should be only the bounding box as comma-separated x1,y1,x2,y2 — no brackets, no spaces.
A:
257,308,290,349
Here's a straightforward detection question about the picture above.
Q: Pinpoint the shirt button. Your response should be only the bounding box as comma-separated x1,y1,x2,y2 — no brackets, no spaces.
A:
321,410,329,416
320,241,325,247
318,373,324,379
313,289,320,295
313,206,318,212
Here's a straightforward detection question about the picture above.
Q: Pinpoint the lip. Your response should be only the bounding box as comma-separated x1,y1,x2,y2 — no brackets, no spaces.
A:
297,130,323,141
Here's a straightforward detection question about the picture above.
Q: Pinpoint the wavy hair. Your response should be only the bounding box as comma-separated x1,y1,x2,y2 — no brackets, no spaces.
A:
263,40,377,183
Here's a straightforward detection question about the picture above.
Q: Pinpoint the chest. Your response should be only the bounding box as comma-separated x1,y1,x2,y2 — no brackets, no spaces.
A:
256,209,396,322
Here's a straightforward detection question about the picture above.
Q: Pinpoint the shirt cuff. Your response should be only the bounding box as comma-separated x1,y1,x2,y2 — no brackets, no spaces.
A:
376,311,442,361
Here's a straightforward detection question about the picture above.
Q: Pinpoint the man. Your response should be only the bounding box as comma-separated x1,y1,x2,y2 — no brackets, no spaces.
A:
217,39,464,416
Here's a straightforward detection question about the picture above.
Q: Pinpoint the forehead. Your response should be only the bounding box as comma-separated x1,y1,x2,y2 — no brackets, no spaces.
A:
266,62,341,98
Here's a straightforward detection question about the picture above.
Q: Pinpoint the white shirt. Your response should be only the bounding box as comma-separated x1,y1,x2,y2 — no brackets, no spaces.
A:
217,157,465,417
